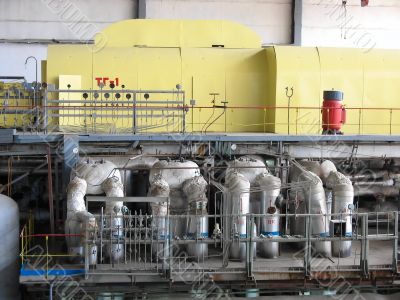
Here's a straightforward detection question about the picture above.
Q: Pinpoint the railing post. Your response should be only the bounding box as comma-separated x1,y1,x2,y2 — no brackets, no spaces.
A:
133,92,137,134
393,212,398,274
358,108,362,135
304,214,311,277
360,214,369,277
390,109,393,135
84,221,89,280
43,90,48,133
246,214,254,278
46,235,49,280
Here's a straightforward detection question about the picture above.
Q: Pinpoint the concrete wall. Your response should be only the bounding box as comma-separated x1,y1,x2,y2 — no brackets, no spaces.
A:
295,0,400,50
0,0,137,81
0,44,47,82
140,0,293,45
0,0,137,40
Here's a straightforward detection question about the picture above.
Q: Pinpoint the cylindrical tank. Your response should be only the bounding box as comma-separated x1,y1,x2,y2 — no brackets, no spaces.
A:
322,90,346,134
0,195,19,300
225,172,250,261
256,173,281,258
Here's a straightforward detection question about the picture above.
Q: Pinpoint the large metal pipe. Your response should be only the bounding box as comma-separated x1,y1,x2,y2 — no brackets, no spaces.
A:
65,177,97,264
183,176,209,261
102,176,125,263
149,175,170,259
300,171,331,257
326,171,354,258
70,159,125,263
256,173,281,258
149,160,201,240
225,171,250,261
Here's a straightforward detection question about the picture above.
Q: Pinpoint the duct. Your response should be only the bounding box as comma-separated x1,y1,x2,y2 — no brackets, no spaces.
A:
227,155,267,185
149,160,201,240
183,176,209,261
64,177,97,264
102,176,125,263
320,160,337,226
225,171,250,261
149,175,170,259
75,159,122,195
320,160,337,183
97,156,159,195
226,155,267,221
290,161,321,182
326,171,354,258
255,173,281,258
299,171,331,257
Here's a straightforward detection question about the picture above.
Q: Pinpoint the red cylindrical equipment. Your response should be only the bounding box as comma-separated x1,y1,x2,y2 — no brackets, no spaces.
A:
322,90,346,134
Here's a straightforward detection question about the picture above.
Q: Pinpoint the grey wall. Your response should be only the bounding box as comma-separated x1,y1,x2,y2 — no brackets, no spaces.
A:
141,0,294,46
295,0,400,50
0,0,137,41
0,0,138,81
2,0,400,82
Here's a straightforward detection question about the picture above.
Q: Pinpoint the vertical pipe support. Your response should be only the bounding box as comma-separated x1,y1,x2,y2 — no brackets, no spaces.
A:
393,212,398,274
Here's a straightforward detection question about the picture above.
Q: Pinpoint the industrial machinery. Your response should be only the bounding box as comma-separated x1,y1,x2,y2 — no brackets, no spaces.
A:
1,19,400,299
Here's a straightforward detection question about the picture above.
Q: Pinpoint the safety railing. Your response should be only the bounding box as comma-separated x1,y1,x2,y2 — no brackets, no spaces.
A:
80,211,399,281
19,232,84,280
43,88,186,134
2,99,400,135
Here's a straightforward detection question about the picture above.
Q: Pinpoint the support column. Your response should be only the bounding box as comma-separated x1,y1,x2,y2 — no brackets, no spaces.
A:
62,135,80,192
294,0,303,45
138,0,147,18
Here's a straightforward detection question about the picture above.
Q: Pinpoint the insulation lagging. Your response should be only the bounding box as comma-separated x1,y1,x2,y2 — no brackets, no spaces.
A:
148,160,209,261
65,160,125,264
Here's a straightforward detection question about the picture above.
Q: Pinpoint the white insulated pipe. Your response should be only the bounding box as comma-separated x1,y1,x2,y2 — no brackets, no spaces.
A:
65,177,97,264
255,173,281,258
326,171,354,258
149,175,170,259
225,171,250,261
300,171,331,257
102,176,125,263
66,160,125,264
149,160,201,240
183,176,209,261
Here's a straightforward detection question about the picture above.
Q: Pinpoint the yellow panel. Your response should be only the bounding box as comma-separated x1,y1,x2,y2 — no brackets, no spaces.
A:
224,49,268,132
274,46,321,134
181,48,226,132
363,49,400,134
47,45,92,89
91,47,182,133
264,47,277,133
58,75,82,131
95,20,261,49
